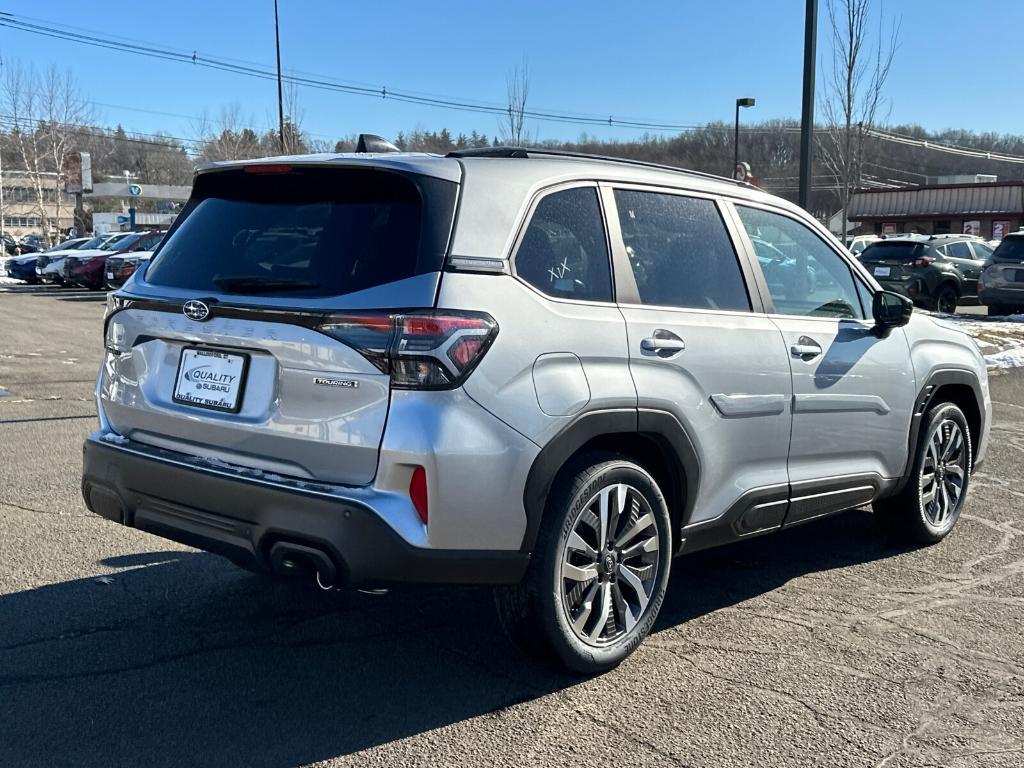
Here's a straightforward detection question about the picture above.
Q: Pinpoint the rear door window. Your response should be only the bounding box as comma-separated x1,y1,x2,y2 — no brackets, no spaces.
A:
947,241,973,259
513,186,613,302
145,167,456,297
613,189,750,311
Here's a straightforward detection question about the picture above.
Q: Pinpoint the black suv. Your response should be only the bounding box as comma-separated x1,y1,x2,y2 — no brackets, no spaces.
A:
859,235,993,313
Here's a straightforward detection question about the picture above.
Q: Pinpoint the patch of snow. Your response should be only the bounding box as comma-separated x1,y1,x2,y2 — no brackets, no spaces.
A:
985,348,1024,370
99,432,130,446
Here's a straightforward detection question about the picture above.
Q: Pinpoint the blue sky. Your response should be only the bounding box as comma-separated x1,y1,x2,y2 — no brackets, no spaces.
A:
0,0,1021,146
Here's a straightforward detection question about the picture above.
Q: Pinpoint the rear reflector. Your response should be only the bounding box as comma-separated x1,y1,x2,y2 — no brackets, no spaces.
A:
410,466,428,524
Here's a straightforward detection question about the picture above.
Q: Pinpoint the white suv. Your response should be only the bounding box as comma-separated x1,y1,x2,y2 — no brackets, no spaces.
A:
83,143,991,673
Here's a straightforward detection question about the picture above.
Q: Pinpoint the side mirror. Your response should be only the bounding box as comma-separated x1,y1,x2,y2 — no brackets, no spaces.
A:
873,290,913,329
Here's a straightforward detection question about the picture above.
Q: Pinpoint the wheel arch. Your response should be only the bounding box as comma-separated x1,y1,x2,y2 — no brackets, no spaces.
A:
521,408,700,555
891,369,985,496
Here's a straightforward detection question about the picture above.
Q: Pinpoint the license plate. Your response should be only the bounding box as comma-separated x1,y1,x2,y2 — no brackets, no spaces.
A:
106,271,114,279
873,266,891,277
173,348,249,413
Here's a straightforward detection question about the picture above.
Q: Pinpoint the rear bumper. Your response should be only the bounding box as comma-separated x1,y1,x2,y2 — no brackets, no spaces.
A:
82,433,529,586
979,286,1024,306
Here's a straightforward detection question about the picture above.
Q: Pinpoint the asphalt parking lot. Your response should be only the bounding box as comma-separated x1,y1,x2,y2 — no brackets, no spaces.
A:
2,285,1023,768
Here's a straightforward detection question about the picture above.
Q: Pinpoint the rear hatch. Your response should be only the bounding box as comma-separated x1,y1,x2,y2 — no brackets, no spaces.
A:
859,241,927,282
101,163,461,485
989,237,1024,285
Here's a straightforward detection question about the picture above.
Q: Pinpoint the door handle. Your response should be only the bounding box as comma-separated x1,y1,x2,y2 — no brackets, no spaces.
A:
790,337,822,360
641,332,685,356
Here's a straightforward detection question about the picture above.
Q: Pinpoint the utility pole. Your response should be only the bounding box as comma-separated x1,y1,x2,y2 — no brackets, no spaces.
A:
274,0,286,154
798,0,818,210
0,148,5,243
733,97,755,177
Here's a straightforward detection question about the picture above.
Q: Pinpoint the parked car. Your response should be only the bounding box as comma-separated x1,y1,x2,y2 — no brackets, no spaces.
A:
2,232,40,256
104,249,158,289
34,237,92,284
3,251,43,283
84,146,991,673
858,234,991,313
20,234,46,251
39,234,124,285
978,231,1024,315
848,234,880,256
65,231,163,290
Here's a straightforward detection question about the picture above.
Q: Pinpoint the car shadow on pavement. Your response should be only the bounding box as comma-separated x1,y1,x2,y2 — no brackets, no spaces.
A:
0,508,902,767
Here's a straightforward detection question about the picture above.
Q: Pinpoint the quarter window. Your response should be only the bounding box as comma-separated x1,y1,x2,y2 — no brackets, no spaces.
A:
613,190,750,311
736,205,866,319
514,187,613,302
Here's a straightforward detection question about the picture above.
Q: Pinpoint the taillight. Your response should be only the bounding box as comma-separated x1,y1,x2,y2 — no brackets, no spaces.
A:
316,310,498,390
409,466,428,524
906,257,932,268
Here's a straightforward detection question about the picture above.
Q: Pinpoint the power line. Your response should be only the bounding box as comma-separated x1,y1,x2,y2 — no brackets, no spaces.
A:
0,12,705,133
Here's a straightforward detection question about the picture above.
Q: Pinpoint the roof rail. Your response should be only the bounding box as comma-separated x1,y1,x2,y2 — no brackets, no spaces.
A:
446,146,749,188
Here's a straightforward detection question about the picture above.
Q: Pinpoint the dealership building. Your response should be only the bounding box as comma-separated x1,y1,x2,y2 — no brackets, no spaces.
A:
848,178,1024,240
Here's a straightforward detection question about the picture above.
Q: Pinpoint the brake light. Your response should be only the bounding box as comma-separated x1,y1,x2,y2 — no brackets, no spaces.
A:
244,164,293,174
409,466,428,524
316,310,498,389
907,257,933,268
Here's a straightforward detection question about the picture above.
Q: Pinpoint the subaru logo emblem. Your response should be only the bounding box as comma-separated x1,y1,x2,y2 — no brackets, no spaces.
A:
183,300,210,322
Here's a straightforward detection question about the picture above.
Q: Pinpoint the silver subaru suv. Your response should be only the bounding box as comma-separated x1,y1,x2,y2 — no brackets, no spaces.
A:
84,143,991,673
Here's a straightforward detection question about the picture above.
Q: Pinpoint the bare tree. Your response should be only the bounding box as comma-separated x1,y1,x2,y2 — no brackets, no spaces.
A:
500,60,531,146
819,0,900,238
1,63,92,244
194,104,261,162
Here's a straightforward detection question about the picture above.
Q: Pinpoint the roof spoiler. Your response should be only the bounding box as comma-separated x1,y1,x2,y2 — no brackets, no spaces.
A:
355,134,400,153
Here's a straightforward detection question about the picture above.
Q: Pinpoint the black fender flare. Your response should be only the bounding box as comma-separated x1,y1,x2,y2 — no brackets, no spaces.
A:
891,368,985,496
520,408,701,552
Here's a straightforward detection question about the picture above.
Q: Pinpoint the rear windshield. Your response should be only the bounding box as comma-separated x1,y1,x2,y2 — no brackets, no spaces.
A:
145,166,457,297
992,237,1024,263
859,242,924,262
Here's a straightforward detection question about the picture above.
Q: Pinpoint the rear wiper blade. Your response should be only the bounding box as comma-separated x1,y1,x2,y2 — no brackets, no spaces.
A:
212,276,321,293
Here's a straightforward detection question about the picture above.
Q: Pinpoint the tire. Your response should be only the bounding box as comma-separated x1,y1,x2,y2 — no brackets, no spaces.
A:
874,402,972,545
932,284,959,314
494,454,673,674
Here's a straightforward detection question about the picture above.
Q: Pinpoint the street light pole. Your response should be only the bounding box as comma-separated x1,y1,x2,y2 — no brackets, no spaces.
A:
733,97,755,177
798,0,818,210
274,0,286,154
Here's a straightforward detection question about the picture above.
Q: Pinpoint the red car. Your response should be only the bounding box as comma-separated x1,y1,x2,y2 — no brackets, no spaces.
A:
65,231,163,290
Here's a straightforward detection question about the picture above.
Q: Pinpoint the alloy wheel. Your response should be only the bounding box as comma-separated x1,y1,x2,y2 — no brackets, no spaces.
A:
920,419,968,527
559,483,661,647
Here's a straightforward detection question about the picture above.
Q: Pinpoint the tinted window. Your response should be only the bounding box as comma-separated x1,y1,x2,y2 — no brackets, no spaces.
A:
614,190,749,311
737,206,865,319
514,187,612,302
139,232,163,250
947,241,972,259
971,242,994,260
859,242,924,262
147,168,456,298
993,237,1024,263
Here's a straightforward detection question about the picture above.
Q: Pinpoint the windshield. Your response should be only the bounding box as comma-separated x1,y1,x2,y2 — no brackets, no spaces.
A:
101,234,135,251
992,237,1024,263
859,242,924,262
146,167,457,298
78,236,110,250
46,238,83,252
